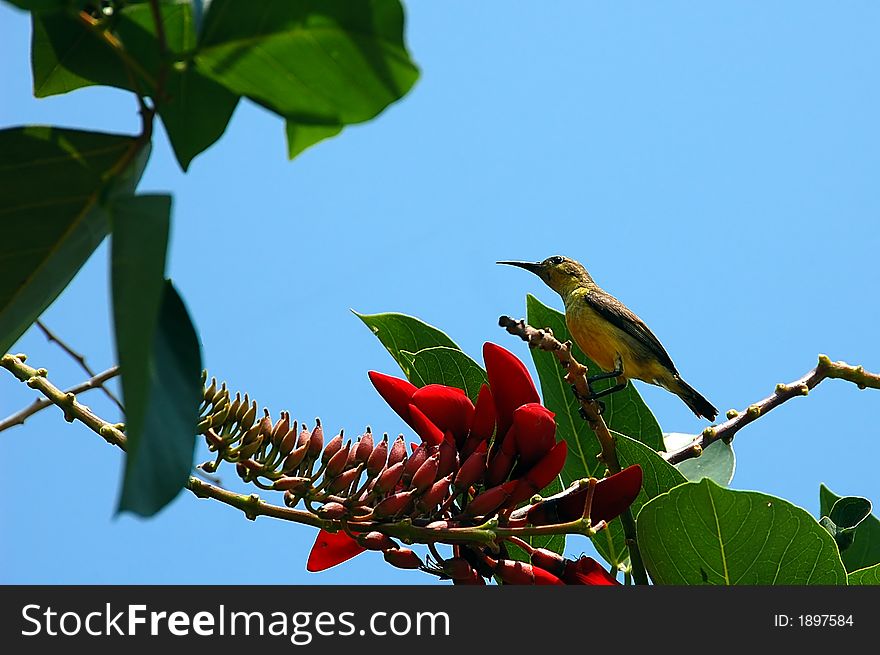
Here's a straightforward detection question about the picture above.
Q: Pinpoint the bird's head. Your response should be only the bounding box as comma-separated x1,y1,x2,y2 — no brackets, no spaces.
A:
497,255,592,295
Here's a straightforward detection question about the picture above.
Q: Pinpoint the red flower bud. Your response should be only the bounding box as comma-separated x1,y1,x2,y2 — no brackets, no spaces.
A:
279,426,299,456
411,453,440,494
453,569,486,585
271,413,290,446
354,432,374,464
486,436,516,487
375,461,405,494
321,433,345,464
316,502,346,519
358,531,398,551
442,557,478,581
273,476,311,492
403,442,429,480
373,490,415,518
562,556,620,585
327,467,359,494
437,435,458,479
590,464,643,524
367,435,388,476
308,421,324,458
325,442,351,478
419,474,452,511
388,435,407,466
383,548,423,570
454,442,488,490
494,559,563,585
282,443,308,473
463,480,518,517
530,548,566,576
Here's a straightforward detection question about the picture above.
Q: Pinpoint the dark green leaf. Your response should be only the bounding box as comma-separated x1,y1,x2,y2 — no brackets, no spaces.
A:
115,1,239,170
400,346,487,401
847,563,880,585
285,121,343,160
664,432,736,486
118,281,203,516
0,126,145,355
639,479,847,585
111,193,171,453
355,310,459,381
31,11,130,97
31,3,238,170
819,484,880,572
196,0,418,130
830,496,872,532
525,294,664,568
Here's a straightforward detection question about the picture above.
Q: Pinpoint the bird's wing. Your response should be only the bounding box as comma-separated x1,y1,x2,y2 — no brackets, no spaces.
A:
583,290,678,373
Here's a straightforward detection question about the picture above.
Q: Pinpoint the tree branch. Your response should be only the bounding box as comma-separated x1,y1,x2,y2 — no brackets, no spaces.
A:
664,354,880,465
498,315,649,585
35,321,123,411
0,366,119,433
0,354,604,549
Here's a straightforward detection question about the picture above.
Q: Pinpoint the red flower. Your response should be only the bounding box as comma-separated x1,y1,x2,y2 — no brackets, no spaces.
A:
562,556,621,585
307,530,366,572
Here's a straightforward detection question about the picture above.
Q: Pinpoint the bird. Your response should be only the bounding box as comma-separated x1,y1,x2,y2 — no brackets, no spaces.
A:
498,255,718,421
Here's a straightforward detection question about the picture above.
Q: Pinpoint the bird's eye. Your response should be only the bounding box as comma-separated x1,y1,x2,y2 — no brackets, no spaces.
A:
548,256,563,266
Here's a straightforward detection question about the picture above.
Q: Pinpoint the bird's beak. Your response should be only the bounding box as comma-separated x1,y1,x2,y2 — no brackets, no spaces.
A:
497,260,544,276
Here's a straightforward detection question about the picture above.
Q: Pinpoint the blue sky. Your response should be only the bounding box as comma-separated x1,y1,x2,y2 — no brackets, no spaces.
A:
1,1,878,584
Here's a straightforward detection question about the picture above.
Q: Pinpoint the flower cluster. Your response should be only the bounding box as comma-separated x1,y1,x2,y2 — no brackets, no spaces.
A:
197,342,642,584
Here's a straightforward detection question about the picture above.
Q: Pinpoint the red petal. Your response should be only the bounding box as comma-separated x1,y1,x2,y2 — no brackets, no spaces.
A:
306,530,366,572
591,464,643,523
511,402,556,467
407,403,445,446
510,440,567,505
562,556,621,585
483,342,540,436
469,384,496,441
411,384,475,445
369,371,417,426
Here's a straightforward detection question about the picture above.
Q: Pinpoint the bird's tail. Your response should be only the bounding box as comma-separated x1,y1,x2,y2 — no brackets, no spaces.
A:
670,376,718,421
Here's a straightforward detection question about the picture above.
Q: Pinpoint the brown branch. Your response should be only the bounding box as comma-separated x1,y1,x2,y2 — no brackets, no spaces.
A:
498,315,648,585
35,321,123,411
0,366,119,433
664,354,880,465
0,354,604,548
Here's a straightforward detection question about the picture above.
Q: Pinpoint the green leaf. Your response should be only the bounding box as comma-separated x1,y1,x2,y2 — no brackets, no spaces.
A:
400,347,488,402
830,497,872,532
664,432,736,486
196,0,418,131
111,193,171,451
7,0,77,12
847,563,880,585
819,484,880,572
0,126,146,356
524,293,664,569
115,0,240,170
285,121,343,159
355,310,459,381
31,11,130,97
638,479,847,585
118,281,203,516
31,3,238,170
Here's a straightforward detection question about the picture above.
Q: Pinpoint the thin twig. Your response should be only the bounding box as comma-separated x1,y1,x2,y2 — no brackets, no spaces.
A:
498,315,648,585
0,366,119,433
35,321,124,411
664,354,880,464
